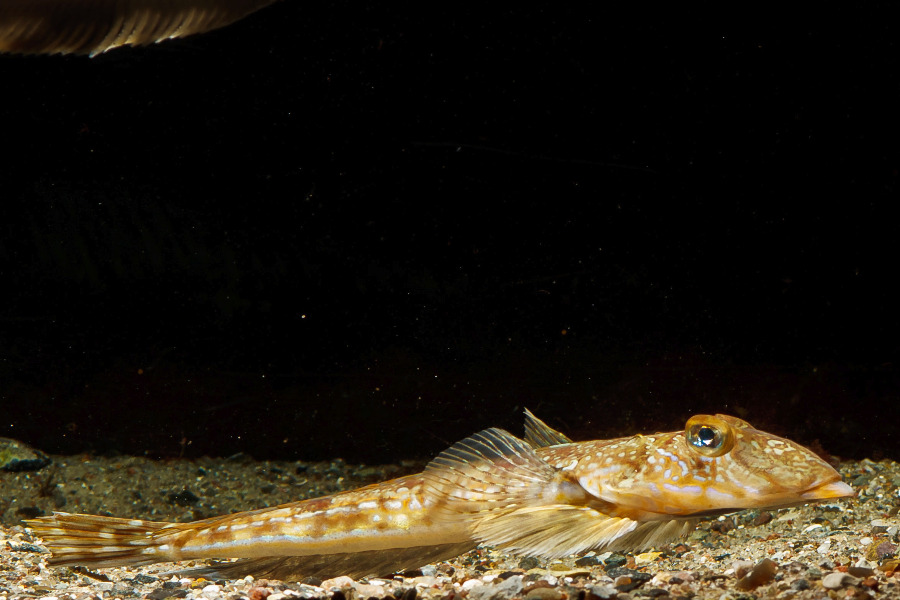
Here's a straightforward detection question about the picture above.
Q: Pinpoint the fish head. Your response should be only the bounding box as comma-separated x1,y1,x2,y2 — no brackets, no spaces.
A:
578,414,855,518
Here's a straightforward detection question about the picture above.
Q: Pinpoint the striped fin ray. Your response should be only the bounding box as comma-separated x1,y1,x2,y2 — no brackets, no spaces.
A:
523,408,574,447
26,512,174,568
0,0,281,55
470,505,697,558
178,542,477,580
423,427,560,518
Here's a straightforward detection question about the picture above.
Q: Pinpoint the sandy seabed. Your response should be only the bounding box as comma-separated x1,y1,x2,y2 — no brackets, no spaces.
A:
1,453,898,600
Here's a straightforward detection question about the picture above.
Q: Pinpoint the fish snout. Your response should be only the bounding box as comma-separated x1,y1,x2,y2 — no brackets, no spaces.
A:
799,480,856,501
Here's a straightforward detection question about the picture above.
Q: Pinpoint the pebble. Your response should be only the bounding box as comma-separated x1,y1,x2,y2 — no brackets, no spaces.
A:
462,579,484,591
320,576,354,590
586,583,618,600
467,575,523,600
821,572,859,589
524,586,563,600
734,558,777,591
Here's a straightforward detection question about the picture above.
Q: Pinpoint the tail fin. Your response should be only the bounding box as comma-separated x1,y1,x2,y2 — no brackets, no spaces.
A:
0,0,281,55
25,512,175,569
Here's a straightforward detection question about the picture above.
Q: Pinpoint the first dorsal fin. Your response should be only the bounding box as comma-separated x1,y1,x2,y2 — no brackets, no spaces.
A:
523,408,573,447
0,0,280,55
423,427,558,515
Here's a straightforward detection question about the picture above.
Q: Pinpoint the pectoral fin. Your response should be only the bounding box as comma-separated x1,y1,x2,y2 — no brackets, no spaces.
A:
472,505,696,558
0,0,280,55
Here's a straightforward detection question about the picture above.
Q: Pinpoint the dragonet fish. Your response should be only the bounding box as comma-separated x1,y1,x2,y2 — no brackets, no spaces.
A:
26,411,854,580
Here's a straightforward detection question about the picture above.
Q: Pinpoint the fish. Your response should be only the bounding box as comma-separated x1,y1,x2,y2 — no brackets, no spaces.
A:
25,411,855,580
0,0,282,55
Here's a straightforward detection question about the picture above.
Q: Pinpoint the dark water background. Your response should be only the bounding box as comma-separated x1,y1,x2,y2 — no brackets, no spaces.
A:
2,6,898,462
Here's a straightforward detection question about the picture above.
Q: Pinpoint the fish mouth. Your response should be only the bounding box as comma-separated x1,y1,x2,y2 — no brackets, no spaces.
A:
799,480,856,501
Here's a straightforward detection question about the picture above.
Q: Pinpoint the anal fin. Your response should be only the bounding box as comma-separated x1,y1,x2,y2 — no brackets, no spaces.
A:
179,542,477,581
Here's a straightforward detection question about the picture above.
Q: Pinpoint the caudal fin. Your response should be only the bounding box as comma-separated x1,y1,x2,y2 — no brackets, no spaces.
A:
26,512,175,569
0,0,281,55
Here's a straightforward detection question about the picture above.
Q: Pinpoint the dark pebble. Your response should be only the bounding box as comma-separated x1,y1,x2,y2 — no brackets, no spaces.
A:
132,574,159,584
734,558,777,591
15,506,44,519
162,580,183,589
402,587,418,600
790,579,810,591
852,474,873,486
752,511,773,526
606,568,648,580
633,589,669,597
7,542,45,553
575,556,604,567
847,566,875,577
603,554,627,568
519,557,542,570
168,488,200,506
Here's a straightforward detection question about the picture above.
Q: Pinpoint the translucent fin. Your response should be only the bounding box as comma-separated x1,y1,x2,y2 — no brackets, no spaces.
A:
471,504,637,558
523,408,574,447
471,506,696,558
0,0,280,55
179,542,477,580
25,512,175,568
423,427,560,517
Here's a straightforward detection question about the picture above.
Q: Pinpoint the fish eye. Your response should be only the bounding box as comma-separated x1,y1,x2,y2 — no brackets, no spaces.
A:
685,415,735,457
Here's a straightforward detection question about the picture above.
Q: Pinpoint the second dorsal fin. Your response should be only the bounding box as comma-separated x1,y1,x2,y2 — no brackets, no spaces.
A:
524,408,573,447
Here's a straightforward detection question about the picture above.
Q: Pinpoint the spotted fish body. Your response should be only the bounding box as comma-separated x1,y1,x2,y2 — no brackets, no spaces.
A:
26,412,854,580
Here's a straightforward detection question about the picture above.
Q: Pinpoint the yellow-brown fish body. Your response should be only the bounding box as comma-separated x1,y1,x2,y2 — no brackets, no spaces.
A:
31,474,475,580
26,412,854,580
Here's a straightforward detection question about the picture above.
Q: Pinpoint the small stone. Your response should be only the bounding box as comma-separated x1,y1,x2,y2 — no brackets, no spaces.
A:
0,438,51,471
574,555,603,567
822,572,858,589
586,584,618,600
603,554,627,568
848,566,875,578
735,558,777,591
320,576,354,590
876,541,897,559
525,587,563,600
633,552,661,566
467,576,523,600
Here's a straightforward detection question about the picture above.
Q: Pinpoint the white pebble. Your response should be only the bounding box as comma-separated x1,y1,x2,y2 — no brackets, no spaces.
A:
462,579,484,591
817,539,832,554
859,536,873,546
822,572,856,589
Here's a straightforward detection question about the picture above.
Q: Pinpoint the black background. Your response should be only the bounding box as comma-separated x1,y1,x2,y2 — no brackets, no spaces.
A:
2,5,898,463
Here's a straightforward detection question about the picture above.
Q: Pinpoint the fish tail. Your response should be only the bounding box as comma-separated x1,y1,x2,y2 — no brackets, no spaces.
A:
26,512,176,569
